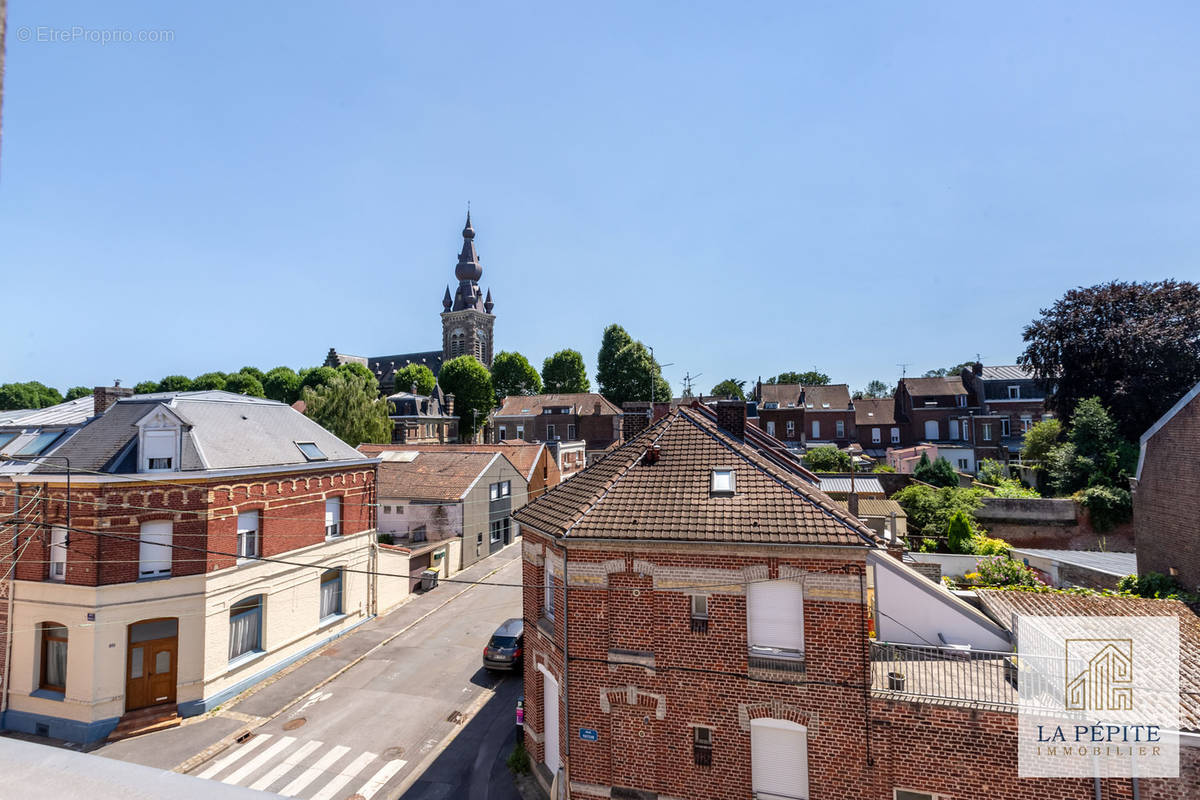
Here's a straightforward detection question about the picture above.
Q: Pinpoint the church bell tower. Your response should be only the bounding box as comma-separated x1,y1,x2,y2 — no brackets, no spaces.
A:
441,211,495,367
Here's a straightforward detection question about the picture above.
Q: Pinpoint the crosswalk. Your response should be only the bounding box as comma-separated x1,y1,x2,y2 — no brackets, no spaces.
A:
191,733,407,799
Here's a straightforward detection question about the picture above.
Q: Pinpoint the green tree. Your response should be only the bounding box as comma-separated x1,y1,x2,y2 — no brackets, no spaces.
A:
337,362,379,391
1046,398,1137,495
158,375,193,392
859,379,891,399
392,363,437,396
1020,279,1200,439
767,370,830,386
914,453,959,488
541,349,590,393
946,510,974,554
438,356,494,442
596,324,669,406
63,386,91,401
892,484,989,543
239,366,266,382
134,381,159,394
299,366,339,393
710,379,746,400
223,373,266,397
301,372,393,447
0,382,64,410
922,362,974,378
803,446,851,472
191,372,228,391
491,351,542,403
976,459,1009,486
1020,418,1062,464
262,366,302,404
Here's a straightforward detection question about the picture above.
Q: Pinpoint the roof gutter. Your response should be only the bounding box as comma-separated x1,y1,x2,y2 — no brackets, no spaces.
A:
11,456,380,484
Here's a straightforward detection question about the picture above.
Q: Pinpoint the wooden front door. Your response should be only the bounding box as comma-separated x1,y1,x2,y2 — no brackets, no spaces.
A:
127,619,179,711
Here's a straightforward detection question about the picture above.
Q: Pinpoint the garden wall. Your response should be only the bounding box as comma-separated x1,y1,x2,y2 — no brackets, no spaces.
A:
974,497,1134,551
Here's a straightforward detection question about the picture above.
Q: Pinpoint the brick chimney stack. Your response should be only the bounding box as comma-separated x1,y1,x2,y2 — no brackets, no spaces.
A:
622,401,652,441
444,394,455,416
93,383,134,417
715,400,747,440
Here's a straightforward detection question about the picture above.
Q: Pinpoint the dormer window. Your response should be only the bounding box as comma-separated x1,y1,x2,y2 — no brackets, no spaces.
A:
710,469,735,496
136,406,183,473
1008,385,1020,399
956,395,968,407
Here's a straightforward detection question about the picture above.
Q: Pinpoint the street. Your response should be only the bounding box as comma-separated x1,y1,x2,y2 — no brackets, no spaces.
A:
92,545,525,800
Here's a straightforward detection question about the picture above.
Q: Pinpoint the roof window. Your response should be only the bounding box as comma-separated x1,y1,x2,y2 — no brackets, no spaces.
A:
296,442,327,461
16,431,64,457
710,469,736,496
0,432,18,452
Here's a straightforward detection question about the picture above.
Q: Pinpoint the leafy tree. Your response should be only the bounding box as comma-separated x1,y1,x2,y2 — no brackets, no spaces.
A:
541,349,590,393
64,386,91,401
392,363,437,396
946,511,974,554
491,351,542,403
191,372,228,391
0,382,64,410
710,379,746,400
976,459,1010,486
263,366,302,404
913,453,959,487
239,366,266,382
299,366,339,393
337,362,378,391
596,324,669,406
223,373,266,397
1078,485,1133,532
158,375,193,392
767,370,830,386
1020,418,1062,464
1020,279,1200,439
301,372,393,447
859,379,891,399
134,381,159,394
922,362,974,378
803,446,851,472
1046,398,1136,495
438,356,494,442
892,484,989,543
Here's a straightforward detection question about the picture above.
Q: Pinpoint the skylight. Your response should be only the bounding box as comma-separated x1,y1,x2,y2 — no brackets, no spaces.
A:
710,469,736,496
0,432,17,452
16,431,64,457
296,442,327,461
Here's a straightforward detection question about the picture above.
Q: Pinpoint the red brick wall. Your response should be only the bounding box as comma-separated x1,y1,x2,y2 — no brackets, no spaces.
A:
11,467,375,586
755,408,804,443
1134,391,1200,593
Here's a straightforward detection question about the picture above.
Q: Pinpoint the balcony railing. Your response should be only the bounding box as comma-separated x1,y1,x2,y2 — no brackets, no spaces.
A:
747,645,805,675
870,641,1023,709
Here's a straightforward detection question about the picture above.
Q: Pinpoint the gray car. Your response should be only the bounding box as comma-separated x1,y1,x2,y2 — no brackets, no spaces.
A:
483,618,524,671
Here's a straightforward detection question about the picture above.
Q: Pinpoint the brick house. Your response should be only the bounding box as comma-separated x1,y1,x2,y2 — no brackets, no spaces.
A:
894,376,988,471
490,393,623,465
752,382,805,444
1133,380,1200,593
1,390,377,743
852,397,899,457
386,386,459,444
960,363,1050,464
800,384,855,448
513,400,888,799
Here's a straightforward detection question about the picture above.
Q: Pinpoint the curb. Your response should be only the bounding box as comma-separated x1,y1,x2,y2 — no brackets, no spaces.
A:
172,548,519,775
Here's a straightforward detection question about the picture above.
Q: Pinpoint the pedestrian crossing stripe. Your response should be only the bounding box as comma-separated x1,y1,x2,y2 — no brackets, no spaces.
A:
191,736,407,800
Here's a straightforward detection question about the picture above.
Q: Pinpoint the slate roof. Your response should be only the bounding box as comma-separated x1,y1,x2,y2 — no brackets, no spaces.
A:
361,441,546,483
494,393,622,418
513,407,882,546
976,590,1200,732
977,365,1035,381
757,384,802,407
374,450,505,501
903,376,967,396
802,384,852,410
854,398,896,426
33,391,367,475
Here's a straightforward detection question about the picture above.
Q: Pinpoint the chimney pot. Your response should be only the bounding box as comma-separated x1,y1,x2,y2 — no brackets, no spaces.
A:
715,399,747,440
621,401,652,440
93,384,134,417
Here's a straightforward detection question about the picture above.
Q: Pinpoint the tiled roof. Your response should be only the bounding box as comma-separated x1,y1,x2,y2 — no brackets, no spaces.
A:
833,498,907,518
978,365,1034,381
976,590,1200,732
494,393,621,417
802,384,852,410
374,450,504,501
513,407,881,546
361,441,544,482
854,398,896,426
757,384,802,406
903,376,967,397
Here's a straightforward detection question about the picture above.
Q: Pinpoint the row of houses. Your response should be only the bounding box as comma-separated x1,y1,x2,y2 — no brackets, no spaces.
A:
512,399,1200,799
0,386,547,744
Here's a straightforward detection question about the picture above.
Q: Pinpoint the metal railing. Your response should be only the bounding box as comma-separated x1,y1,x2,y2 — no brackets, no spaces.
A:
870,641,1024,709
747,646,806,675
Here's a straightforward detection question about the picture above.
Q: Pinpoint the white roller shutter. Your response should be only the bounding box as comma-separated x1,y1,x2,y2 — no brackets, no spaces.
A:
542,668,560,774
924,420,939,440
748,580,804,652
751,718,809,799
139,521,173,577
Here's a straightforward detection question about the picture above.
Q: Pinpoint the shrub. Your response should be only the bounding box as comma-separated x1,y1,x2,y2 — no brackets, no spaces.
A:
914,454,959,488
971,536,1012,557
377,532,395,546
507,742,531,775
1117,572,1183,599
803,446,851,472
873,464,896,473
946,511,973,554
991,478,1040,498
976,459,1010,486
1078,485,1132,532
892,485,989,543
973,556,1044,587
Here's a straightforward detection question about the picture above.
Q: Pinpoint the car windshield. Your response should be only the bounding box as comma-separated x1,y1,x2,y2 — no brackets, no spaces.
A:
489,635,518,649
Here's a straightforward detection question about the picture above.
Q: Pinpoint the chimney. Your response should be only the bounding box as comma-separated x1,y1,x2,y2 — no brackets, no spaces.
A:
715,400,746,440
847,491,860,518
93,383,134,417
622,401,652,440
444,393,455,416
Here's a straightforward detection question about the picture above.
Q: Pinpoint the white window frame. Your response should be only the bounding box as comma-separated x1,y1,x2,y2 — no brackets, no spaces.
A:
138,521,172,579
956,394,967,407
546,423,556,440
766,421,775,436
890,427,900,444
567,423,576,440
49,526,67,581
924,419,939,440
871,427,881,444
835,419,845,438
319,568,343,621
710,469,735,495
1021,415,1033,433
545,573,557,620
1000,418,1011,437
785,420,794,437
1008,385,1020,399
949,419,960,440
142,429,177,473
325,497,342,538
237,510,260,561
751,717,809,800
982,423,993,441
498,427,507,441
690,594,709,619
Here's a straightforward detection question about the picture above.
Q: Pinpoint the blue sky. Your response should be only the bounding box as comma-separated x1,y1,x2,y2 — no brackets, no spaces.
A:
3,1,1198,396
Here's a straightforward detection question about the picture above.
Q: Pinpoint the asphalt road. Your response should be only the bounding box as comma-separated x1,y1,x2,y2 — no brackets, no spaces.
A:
175,549,524,800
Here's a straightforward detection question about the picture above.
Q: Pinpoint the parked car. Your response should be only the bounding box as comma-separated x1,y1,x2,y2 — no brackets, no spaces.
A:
483,618,524,671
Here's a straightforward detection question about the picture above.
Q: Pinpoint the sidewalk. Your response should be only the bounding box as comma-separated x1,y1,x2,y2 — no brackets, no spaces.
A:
92,543,523,772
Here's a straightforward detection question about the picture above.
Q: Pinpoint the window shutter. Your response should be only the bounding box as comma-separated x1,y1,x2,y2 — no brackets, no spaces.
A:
143,430,175,459
139,521,173,577
542,669,561,774
748,580,804,652
751,718,809,799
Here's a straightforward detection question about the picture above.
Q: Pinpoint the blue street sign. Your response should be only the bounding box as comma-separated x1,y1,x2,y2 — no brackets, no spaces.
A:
579,728,599,742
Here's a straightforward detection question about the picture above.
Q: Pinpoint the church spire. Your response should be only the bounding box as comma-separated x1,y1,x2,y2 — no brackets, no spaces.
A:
455,209,482,283
442,286,453,311
484,288,494,314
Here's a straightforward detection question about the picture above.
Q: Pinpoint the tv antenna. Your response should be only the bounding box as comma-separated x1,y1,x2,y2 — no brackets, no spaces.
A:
897,363,909,379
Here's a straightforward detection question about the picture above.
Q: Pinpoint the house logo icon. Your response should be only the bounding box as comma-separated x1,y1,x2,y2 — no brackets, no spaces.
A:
1064,638,1134,711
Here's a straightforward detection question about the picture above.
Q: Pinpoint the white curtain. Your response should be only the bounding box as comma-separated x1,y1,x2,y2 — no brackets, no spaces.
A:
43,626,68,689
229,606,261,660
320,572,342,619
